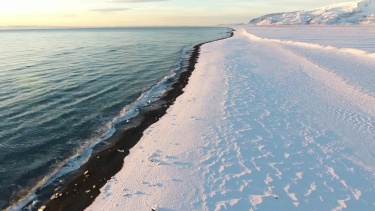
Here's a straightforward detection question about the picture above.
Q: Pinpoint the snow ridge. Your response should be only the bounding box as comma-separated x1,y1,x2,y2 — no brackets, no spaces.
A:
249,0,375,25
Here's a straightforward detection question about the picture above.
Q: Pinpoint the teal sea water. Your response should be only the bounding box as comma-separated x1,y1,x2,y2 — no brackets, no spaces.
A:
0,27,230,209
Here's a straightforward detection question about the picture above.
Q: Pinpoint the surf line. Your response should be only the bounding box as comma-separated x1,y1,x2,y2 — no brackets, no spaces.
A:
31,28,234,211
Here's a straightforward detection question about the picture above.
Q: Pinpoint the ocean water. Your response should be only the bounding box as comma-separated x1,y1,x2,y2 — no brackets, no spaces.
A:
0,27,231,209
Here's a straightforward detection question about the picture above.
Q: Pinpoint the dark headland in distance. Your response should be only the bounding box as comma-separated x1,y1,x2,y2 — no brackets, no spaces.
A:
25,28,235,211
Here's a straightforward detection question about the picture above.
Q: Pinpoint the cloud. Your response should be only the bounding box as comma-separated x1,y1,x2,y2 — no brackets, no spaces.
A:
90,8,130,13
107,0,168,3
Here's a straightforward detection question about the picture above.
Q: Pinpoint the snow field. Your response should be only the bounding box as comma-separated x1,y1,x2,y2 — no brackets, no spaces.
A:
88,27,375,210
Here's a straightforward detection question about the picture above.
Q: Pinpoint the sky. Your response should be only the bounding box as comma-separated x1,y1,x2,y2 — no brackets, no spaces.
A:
0,0,358,27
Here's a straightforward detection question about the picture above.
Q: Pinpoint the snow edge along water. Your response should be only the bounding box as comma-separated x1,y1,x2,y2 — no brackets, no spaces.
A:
8,27,234,211
7,44,189,211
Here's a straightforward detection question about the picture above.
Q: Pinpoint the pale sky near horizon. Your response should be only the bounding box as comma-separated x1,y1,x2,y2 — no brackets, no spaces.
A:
0,0,357,27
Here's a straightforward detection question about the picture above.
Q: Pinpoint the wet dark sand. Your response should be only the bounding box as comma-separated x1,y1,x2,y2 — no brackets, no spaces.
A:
41,29,234,211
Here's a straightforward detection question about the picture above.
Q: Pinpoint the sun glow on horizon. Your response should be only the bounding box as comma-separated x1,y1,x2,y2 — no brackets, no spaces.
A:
0,0,359,27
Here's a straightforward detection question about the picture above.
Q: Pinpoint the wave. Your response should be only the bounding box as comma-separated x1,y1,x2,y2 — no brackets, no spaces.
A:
6,46,192,211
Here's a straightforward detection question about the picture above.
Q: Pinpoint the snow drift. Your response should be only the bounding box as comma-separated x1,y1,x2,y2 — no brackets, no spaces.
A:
250,0,375,25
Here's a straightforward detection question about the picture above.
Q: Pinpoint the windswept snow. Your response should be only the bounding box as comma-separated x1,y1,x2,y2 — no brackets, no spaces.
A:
250,0,375,25
87,26,375,210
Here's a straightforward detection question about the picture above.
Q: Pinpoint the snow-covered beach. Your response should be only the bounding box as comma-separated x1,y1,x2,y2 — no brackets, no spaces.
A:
87,25,375,210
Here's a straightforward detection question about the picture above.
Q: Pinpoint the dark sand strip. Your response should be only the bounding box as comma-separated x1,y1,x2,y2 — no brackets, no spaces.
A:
41,29,234,211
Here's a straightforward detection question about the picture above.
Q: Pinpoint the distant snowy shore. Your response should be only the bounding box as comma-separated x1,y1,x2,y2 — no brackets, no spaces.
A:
250,0,375,25
86,25,375,210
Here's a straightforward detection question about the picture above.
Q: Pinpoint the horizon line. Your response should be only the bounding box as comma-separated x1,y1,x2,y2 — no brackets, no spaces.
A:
0,25,234,30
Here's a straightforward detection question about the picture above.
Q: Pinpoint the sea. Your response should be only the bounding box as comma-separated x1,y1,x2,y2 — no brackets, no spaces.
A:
0,26,231,210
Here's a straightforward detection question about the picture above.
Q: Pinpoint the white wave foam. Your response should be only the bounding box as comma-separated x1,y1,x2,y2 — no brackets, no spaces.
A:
7,46,192,211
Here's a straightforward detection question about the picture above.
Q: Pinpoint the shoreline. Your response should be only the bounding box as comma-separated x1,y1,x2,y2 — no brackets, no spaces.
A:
33,29,234,211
